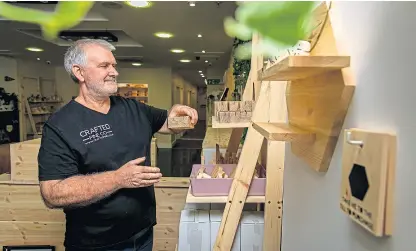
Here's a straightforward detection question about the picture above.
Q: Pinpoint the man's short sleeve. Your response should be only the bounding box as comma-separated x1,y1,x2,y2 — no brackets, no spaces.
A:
38,124,79,181
137,102,168,134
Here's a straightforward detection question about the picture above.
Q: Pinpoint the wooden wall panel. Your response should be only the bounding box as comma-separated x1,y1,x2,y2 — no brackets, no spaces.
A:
0,221,65,250
0,183,188,251
0,184,65,222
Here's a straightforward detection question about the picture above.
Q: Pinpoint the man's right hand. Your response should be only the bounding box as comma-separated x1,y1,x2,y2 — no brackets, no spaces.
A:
115,157,162,188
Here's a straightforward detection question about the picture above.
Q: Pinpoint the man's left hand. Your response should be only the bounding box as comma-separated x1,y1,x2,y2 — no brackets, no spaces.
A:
168,104,198,126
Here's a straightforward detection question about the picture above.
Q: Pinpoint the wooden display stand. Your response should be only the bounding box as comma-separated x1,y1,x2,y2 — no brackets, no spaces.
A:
210,2,356,250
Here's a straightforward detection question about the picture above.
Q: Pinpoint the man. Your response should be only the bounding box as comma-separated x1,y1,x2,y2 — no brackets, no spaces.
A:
37,39,198,251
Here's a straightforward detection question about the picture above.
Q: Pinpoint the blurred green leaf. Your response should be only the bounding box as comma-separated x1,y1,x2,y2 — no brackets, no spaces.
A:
225,1,318,60
224,16,252,41
0,1,94,40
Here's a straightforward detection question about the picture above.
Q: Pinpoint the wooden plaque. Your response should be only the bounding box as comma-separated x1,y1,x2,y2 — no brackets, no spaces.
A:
340,128,396,237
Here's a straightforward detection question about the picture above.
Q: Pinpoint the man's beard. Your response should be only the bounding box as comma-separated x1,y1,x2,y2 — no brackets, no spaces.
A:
88,79,118,98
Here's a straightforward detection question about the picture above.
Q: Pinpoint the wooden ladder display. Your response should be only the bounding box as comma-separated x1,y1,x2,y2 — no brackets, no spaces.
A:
213,2,355,250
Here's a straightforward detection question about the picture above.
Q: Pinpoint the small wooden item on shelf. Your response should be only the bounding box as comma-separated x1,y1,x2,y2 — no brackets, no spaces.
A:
212,100,254,128
214,144,240,164
168,116,194,129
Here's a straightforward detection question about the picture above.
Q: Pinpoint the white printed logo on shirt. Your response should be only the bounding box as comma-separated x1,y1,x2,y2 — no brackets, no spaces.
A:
80,124,114,145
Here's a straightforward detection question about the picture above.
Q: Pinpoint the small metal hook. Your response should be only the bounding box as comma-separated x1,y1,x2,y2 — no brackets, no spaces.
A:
346,131,363,147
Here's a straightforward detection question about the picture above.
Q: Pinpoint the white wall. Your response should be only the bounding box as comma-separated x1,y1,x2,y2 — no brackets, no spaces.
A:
55,67,79,104
282,2,416,251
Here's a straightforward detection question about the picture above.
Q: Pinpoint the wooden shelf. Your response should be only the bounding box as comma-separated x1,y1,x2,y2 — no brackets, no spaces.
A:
211,116,251,129
258,55,350,81
186,187,264,204
253,122,315,142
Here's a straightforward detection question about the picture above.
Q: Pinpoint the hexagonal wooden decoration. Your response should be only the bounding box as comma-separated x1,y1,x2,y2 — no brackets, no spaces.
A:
340,128,396,237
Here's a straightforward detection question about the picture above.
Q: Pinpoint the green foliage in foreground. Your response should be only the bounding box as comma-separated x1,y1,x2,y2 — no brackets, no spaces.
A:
0,1,94,40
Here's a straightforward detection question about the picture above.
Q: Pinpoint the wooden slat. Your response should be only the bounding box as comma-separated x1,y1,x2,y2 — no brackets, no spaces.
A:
185,187,264,204
155,187,188,213
214,81,271,251
262,81,287,251
0,221,65,246
156,177,189,188
154,224,179,239
258,55,350,81
211,116,251,128
0,184,64,222
263,141,284,250
10,142,40,182
253,122,315,142
153,238,178,251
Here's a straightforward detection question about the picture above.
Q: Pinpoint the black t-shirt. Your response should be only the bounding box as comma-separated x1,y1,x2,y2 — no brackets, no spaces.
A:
37,96,167,250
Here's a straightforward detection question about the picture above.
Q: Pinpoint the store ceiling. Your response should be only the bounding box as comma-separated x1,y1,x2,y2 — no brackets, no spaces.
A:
0,1,238,86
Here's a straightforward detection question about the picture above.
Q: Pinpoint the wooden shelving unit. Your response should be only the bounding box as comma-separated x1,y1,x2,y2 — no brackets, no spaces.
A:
258,55,350,81
117,83,148,103
201,2,357,251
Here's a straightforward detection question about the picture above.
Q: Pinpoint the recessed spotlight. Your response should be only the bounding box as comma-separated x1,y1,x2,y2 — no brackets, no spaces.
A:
36,58,40,61
180,59,191,63
198,70,202,73
26,47,43,52
132,63,142,66
197,34,202,38
205,60,208,63
189,1,195,7
154,32,173,38
202,50,206,53
125,1,151,8
170,49,185,53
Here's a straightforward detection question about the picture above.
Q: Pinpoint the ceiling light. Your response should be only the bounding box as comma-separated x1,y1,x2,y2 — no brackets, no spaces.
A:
132,63,142,66
180,59,191,63
170,49,185,53
189,1,195,7
154,32,173,38
198,70,202,73
125,1,151,8
36,58,40,61
26,47,43,52
198,34,202,38
202,50,206,53
205,60,208,63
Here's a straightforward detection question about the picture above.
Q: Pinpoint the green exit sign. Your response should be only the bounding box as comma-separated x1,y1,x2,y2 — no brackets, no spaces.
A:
207,79,222,85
